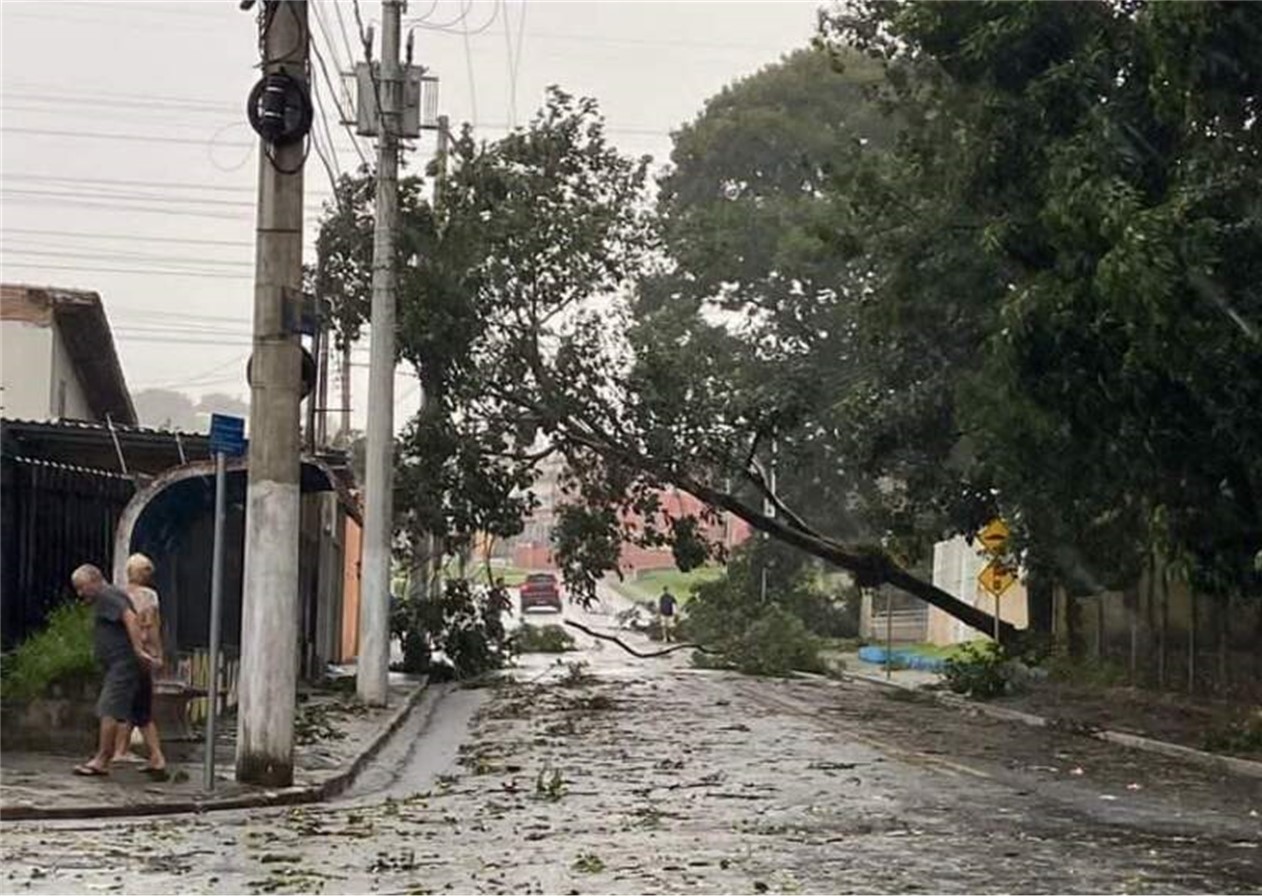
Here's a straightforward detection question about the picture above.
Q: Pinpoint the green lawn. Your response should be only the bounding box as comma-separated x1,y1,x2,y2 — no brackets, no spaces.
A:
611,566,723,604
444,564,534,587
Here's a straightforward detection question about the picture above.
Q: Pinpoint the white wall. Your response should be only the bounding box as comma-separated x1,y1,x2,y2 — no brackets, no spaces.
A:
0,320,53,419
928,535,1028,645
0,319,96,421
49,324,92,420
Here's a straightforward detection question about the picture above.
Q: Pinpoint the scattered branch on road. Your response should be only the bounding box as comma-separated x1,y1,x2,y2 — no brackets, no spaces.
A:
563,620,718,658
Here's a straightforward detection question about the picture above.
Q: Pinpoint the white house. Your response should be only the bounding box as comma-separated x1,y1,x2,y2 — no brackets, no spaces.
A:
926,534,1028,645
0,284,136,424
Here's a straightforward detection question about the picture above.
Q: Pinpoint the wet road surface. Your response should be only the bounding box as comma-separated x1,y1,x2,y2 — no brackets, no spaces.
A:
2,599,1259,894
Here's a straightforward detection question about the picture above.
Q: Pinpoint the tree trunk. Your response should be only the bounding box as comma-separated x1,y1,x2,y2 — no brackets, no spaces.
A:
1188,588,1198,694
1127,586,1138,683
1027,569,1054,634
1066,591,1084,657
1094,596,1104,662
1157,564,1168,689
565,427,1020,641
1218,594,1230,694
1144,557,1156,687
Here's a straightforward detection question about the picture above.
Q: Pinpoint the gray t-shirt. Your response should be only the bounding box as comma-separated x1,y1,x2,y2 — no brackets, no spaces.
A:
93,585,136,666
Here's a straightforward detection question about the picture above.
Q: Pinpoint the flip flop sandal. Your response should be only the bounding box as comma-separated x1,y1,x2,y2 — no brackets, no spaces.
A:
73,764,109,777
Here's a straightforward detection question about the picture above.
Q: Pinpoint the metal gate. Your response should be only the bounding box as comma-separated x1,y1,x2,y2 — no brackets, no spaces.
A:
1,456,135,647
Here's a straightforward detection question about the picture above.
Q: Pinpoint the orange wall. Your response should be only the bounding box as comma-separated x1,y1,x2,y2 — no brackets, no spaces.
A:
509,489,752,574
340,516,362,662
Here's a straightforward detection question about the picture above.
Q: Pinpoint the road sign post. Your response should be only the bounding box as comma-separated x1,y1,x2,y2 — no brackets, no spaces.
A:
205,414,245,791
976,519,1014,645
977,558,1017,645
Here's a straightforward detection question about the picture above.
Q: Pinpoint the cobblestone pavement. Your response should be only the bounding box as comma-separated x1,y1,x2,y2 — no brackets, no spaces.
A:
1,609,1259,894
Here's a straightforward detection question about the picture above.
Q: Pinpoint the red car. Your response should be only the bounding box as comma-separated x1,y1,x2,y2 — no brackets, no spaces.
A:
519,572,563,613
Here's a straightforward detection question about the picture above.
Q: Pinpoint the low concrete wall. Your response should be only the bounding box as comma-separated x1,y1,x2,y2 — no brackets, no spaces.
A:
1,687,98,754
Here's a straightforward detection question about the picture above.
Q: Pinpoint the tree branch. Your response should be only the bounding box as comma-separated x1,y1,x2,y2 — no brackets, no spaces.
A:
743,462,819,538
563,619,718,658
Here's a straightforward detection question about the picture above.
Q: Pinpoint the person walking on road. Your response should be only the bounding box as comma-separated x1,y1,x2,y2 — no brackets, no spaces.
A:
658,587,678,643
111,553,168,778
70,564,160,777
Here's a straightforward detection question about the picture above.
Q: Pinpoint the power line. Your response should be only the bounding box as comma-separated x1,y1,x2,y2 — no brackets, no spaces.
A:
2,187,328,216
309,19,371,169
408,0,476,31
329,0,361,71
2,186,255,209
1,98,237,120
1,114,670,145
1,124,256,148
2,172,255,194
0,124,368,155
351,0,386,126
2,261,254,280
4,247,251,268
1,193,250,221
109,307,258,325
1,226,254,248
409,0,502,35
512,0,528,111
462,1,480,128
408,0,442,26
130,353,250,391
501,0,517,128
2,89,233,112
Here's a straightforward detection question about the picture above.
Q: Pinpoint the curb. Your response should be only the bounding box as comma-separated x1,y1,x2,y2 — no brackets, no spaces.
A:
0,681,428,822
813,668,1262,781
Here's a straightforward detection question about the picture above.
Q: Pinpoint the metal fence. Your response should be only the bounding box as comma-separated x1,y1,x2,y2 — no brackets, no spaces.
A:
1,456,135,647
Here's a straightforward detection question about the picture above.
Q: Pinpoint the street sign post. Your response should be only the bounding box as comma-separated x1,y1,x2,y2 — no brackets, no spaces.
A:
976,519,1013,643
978,559,1017,645
205,414,245,791
977,518,1010,556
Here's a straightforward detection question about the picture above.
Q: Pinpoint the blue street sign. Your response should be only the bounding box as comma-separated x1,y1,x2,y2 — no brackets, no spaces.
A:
208,414,246,457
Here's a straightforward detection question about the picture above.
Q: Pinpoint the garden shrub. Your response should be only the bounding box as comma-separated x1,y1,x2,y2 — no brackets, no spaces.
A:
390,579,514,678
942,641,1016,699
1,602,96,701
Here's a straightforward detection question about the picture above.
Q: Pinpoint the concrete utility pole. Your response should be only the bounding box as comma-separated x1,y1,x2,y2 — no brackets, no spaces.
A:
358,0,405,706
340,341,352,440
237,0,309,787
424,114,450,604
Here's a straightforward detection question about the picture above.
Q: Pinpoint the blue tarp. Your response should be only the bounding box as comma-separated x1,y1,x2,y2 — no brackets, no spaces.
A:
857,645,948,672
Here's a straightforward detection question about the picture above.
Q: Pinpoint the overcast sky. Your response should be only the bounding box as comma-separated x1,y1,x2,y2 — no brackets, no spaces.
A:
1,0,818,432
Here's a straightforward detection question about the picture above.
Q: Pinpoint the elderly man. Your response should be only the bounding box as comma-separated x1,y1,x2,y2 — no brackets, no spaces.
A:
70,564,160,777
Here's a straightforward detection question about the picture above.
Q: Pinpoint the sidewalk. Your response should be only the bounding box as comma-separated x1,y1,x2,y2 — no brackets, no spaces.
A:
833,655,1262,780
0,676,426,821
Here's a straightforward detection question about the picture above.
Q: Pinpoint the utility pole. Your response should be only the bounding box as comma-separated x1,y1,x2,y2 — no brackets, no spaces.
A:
340,341,351,439
759,438,777,603
424,114,450,603
358,0,405,707
313,252,329,449
236,0,309,787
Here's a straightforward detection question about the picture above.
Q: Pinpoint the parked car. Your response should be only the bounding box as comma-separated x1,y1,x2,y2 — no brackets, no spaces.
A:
519,572,563,613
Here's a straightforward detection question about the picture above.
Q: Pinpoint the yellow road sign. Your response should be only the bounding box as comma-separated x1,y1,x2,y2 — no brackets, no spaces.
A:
978,559,1017,598
977,518,1010,556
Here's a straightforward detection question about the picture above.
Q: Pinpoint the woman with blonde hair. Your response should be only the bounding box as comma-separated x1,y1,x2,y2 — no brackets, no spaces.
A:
112,553,167,778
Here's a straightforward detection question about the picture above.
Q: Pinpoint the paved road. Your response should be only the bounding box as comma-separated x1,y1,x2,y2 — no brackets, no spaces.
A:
2,597,1259,894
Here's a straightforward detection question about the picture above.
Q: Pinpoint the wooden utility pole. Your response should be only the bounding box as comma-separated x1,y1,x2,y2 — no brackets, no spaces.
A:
237,0,309,787
358,0,405,706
